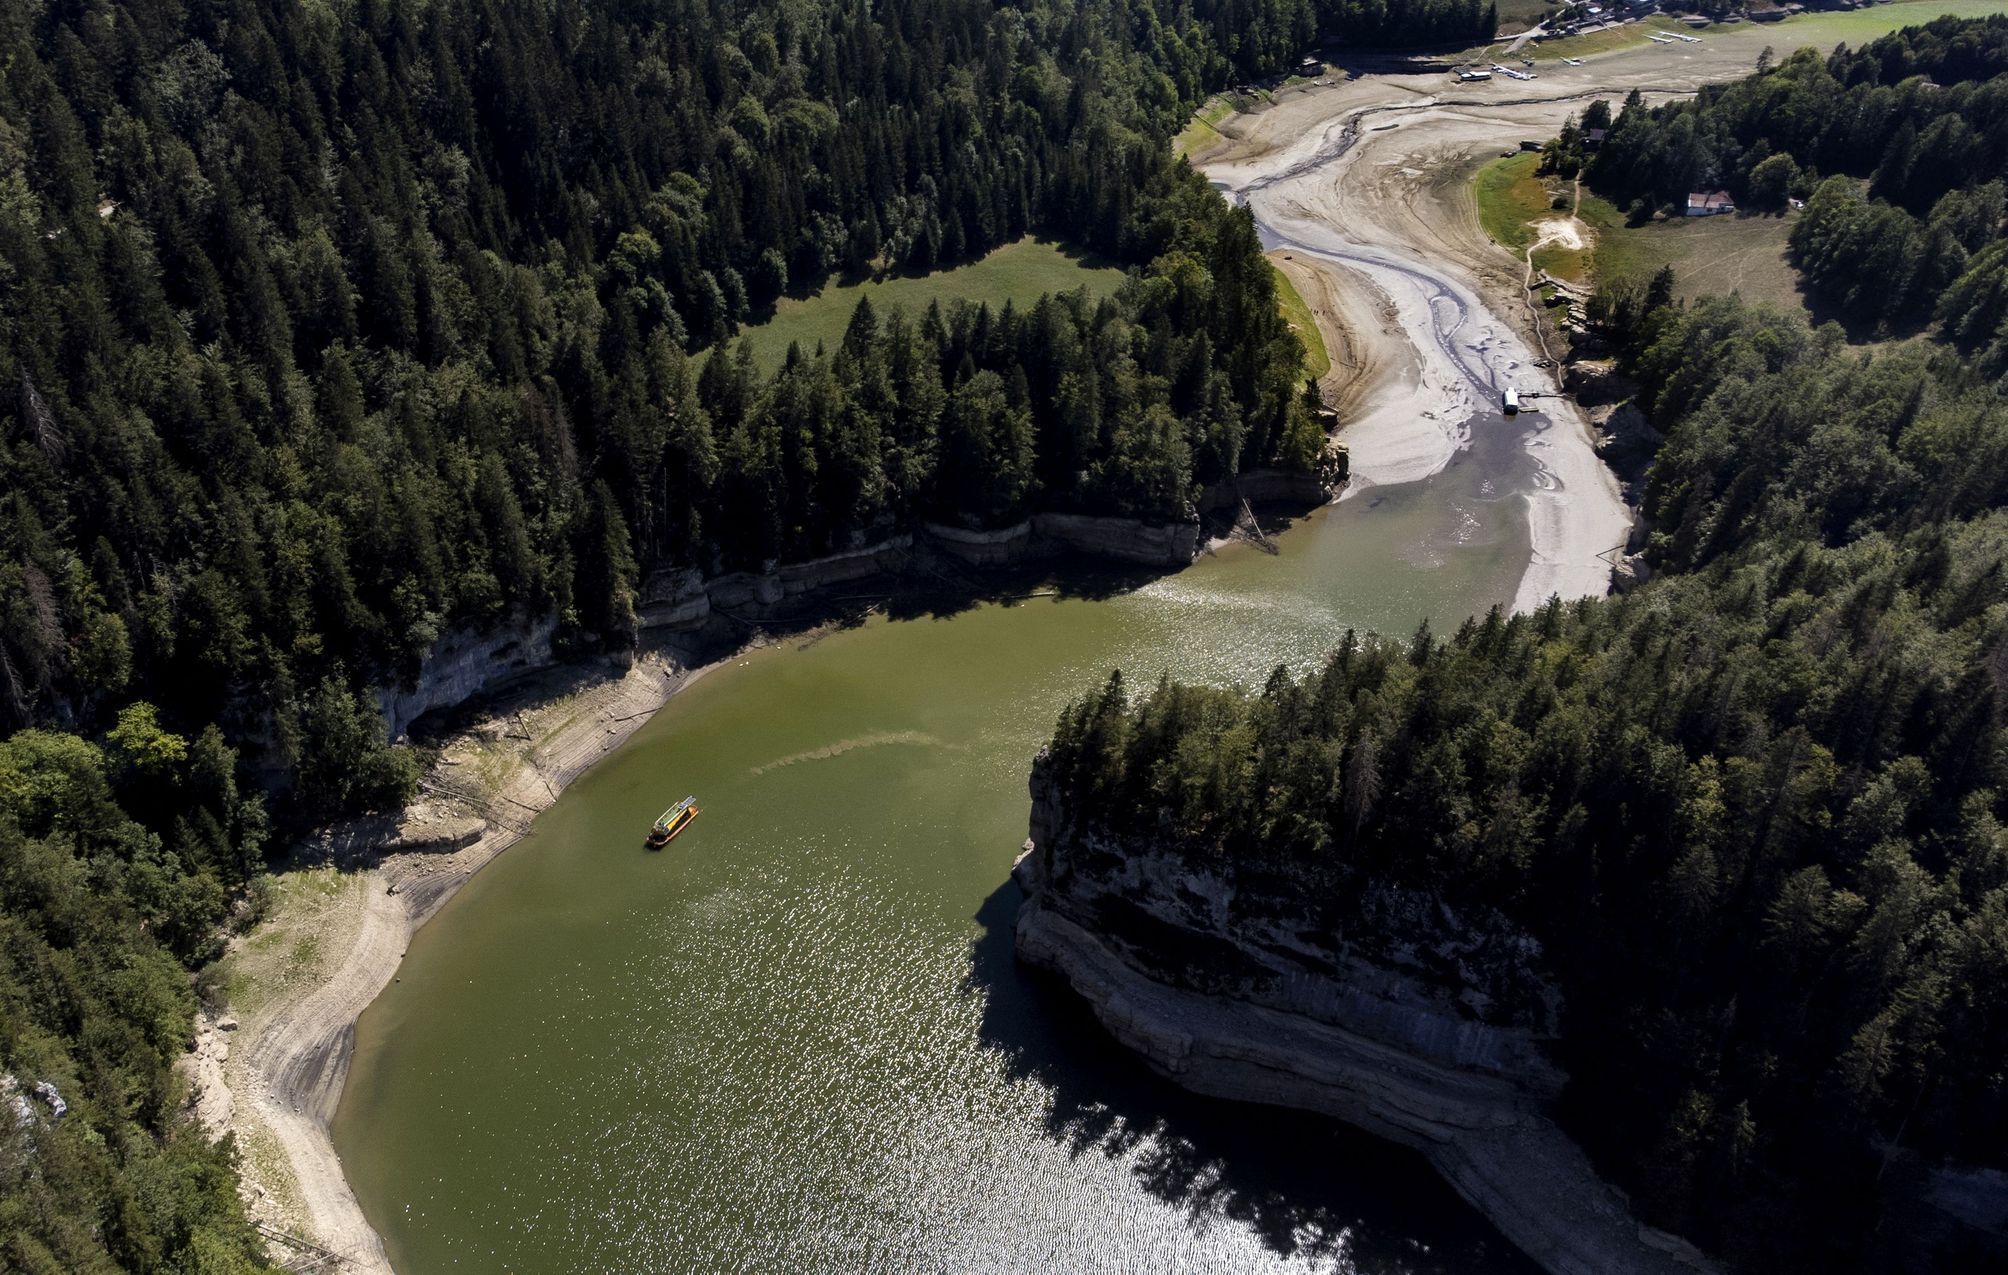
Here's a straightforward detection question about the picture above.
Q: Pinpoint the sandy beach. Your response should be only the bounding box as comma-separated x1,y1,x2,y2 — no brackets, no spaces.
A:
185,649,717,1273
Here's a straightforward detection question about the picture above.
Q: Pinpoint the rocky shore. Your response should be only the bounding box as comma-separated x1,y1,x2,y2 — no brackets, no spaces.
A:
1011,763,1720,1275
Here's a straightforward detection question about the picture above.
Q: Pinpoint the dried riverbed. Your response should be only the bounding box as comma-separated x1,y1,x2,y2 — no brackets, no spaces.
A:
212,21,1889,1272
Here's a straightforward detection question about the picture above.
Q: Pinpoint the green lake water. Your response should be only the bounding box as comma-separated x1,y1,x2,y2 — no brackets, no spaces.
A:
334,421,1546,1272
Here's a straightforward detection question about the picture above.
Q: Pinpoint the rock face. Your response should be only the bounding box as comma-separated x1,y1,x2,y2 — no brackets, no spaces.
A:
392,474,1329,741
920,521,1035,566
1198,465,1334,512
924,468,1336,570
376,614,560,739
1013,760,1720,1275
637,536,915,634
923,514,1202,568
1032,513,1203,565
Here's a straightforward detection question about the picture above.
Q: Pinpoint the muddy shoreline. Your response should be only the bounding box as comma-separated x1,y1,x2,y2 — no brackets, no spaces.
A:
1204,78,1637,611
188,498,1338,1271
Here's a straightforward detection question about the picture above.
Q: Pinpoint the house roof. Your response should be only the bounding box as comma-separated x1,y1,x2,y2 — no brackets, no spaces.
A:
1686,190,1735,212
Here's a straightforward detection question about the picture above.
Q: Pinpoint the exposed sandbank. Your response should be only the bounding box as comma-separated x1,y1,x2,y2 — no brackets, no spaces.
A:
189,653,704,1272
1194,24,1848,608
1201,88,1635,609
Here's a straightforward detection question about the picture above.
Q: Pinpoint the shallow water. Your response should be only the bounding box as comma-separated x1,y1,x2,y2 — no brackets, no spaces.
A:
333,425,1545,1273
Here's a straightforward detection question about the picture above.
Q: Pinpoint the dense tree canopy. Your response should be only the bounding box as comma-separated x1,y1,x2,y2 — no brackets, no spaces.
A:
0,0,1419,1261
0,0,1362,772
0,712,272,1272
0,0,1530,1258
1046,295,2008,1271
1047,19,2008,1270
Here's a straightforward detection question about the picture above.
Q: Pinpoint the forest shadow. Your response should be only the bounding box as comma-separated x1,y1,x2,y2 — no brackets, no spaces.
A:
962,878,1540,1274
877,554,1170,624
1795,277,1935,347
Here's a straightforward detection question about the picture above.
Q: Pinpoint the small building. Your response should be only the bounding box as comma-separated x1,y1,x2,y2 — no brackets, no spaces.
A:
1686,190,1735,216
1584,127,1607,149
1502,388,1520,414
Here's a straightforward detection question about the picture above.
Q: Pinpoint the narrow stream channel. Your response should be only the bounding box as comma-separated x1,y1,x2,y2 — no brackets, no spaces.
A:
333,421,1552,1271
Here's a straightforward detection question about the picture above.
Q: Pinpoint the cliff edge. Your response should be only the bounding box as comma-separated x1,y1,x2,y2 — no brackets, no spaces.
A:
1012,762,1720,1275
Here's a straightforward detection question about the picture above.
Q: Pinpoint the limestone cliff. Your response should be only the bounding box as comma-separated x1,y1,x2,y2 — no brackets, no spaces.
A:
923,465,1338,570
636,536,914,634
1198,465,1335,512
922,514,1201,568
1013,758,1720,1275
386,476,1334,741
376,614,560,739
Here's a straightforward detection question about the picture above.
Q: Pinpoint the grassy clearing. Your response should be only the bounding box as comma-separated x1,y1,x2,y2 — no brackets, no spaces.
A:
726,237,1122,372
1271,264,1331,378
218,867,360,1022
1477,149,1806,316
1175,95,1241,159
1473,142,1801,313
1475,153,1547,254
1497,0,1562,33
1518,14,1692,62
1474,152,1598,281
1515,0,2008,63
1595,213,1805,316
1761,0,2008,47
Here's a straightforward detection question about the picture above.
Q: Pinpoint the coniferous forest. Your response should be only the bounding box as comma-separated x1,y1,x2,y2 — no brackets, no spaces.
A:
1576,15,2008,338
0,0,1512,1267
1048,19,2008,1272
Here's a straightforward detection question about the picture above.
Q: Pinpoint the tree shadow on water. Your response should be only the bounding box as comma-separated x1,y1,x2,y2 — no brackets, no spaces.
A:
964,879,1539,1274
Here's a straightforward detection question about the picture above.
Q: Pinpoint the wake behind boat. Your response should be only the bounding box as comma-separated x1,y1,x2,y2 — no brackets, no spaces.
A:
648,796,700,848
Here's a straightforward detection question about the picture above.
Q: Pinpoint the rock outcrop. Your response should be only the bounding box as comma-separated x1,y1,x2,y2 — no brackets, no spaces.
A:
1030,513,1203,565
637,536,914,634
400,475,1333,740
922,514,1202,568
376,614,560,739
1013,760,1720,1275
1199,465,1335,512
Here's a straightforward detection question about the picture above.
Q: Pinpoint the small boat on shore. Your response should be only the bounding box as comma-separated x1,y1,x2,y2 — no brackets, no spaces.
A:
648,796,700,847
